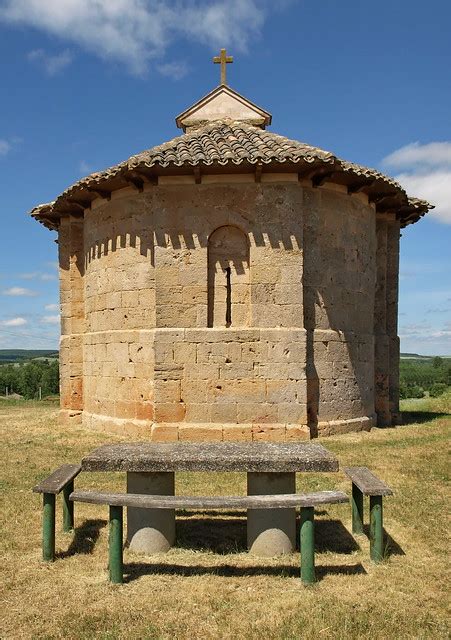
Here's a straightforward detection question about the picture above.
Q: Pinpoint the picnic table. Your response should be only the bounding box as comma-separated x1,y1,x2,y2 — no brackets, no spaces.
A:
81,441,339,556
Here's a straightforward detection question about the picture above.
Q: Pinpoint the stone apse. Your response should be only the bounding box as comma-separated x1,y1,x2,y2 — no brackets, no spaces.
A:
31,82,432,441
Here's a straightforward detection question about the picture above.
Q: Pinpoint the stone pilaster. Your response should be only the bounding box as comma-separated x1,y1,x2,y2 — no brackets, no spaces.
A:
374,215,390,425
387,217,401,423
374,213,401,426
59,214,85,423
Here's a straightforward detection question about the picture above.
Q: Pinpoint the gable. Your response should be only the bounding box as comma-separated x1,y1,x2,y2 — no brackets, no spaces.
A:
176,85,272,131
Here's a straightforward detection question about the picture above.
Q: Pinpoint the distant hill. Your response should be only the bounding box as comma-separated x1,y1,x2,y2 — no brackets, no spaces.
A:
0,350,59,364
400,353,451,360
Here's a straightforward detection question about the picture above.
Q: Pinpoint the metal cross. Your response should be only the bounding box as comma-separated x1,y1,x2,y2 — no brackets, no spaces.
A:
213,48,233,85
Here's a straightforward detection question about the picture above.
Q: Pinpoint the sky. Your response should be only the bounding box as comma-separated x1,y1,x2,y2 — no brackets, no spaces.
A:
0,0,450,355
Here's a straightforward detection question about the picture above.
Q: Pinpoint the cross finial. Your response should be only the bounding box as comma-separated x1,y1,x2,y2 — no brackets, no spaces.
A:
213,48,233,85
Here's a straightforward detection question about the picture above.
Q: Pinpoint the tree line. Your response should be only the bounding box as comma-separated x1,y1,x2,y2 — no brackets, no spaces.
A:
400,357,451,399
0,359,59,399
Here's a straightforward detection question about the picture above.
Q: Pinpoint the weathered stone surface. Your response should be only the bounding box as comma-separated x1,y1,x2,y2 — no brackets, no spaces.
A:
81,442,339,473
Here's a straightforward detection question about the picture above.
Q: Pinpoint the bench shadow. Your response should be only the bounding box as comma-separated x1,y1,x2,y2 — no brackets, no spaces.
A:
123,561,366,583
171,514,359,556
315,563,366,581
402,411,449,425
57,518,107,558
177,516,247,553
361,525,405,557
312,519,360,554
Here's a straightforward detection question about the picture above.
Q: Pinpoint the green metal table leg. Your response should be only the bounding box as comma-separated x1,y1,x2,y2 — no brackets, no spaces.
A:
109,505,123,584
43,493,56,562
62,480,74,532
351,483,364,534
370,495,383,563
300,506,315,585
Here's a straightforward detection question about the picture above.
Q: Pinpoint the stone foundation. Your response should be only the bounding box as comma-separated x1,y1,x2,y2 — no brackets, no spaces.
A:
76,413,374,440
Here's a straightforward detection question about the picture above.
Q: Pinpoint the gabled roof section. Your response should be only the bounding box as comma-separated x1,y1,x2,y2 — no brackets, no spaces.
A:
175,85,272,132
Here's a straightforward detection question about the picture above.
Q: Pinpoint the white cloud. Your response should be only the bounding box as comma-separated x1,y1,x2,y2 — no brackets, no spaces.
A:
20,271,57,281
41,315,60,324
157,61,189,80
0,139,11,156
27,48,73,75
45,303,60,311
382,141,451,225
1,317,27,327
399,321,451,355
0,136,21,157
2,287,38,296
79,160,92,175
0,0,269,75
395,170,451,225
383,142,451,169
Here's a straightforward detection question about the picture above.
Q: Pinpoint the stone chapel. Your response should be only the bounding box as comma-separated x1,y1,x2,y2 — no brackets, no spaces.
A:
31,51,432,441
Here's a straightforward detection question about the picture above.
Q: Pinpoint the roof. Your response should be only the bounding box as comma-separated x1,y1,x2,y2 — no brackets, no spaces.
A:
31,120,433,231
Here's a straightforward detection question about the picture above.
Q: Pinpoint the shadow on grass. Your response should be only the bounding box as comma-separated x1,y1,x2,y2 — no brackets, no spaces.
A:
176,516,247,553
123,561,366,582
313,519,360,554
361,525,405,557
165,515,359,556
401,411,449,425
57,518,106,558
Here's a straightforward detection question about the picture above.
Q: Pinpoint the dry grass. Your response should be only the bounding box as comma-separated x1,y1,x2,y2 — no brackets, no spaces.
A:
0,395,450,640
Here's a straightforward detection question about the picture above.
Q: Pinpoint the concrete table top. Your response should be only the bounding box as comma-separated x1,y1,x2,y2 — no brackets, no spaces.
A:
81,441,339,473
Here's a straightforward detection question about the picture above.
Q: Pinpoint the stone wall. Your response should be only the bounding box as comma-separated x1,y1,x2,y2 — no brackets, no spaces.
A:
58,176,392,439
374,213,401,426
59,214,85,424
302,186,376,436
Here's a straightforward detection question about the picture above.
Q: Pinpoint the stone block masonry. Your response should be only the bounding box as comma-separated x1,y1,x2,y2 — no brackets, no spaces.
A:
58,180,384,440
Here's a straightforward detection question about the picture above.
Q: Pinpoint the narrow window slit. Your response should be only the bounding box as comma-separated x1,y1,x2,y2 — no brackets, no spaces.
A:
225,266,232,327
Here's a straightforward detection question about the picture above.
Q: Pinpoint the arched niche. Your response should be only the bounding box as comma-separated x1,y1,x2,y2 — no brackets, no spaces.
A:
207,225,250,328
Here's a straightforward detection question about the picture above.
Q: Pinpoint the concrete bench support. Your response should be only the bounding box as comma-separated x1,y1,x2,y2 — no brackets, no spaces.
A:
126,472,175,553
247,472,296,556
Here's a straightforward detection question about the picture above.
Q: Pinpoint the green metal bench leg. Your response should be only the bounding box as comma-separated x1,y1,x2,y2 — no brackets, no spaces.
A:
62,480,74,532
42,493,56,562
300,506,315,585
109,505,123,584
351,483,364,534
370,495,383,563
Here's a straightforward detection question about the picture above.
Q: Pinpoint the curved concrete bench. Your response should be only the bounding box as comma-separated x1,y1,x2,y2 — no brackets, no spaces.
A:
70,489,349,585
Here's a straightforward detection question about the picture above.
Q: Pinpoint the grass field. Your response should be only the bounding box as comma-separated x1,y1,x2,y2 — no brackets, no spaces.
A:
1,393,450,640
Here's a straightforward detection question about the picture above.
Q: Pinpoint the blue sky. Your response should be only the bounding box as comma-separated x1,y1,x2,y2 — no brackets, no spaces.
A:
0,0,450,354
